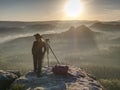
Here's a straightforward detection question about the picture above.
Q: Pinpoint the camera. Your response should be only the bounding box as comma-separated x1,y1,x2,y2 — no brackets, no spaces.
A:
46,39,50,42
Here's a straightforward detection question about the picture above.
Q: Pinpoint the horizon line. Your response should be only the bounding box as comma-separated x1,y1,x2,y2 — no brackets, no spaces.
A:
0,19,120,23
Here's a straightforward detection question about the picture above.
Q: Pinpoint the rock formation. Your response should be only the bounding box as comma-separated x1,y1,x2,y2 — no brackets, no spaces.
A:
90,22,120,31
0,70,20,90
11,66,103,90
59,25,97,50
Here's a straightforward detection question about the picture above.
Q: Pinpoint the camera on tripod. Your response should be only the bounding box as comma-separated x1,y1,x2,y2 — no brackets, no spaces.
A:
44,38,60,67
43,38,69,75
45,39,50,43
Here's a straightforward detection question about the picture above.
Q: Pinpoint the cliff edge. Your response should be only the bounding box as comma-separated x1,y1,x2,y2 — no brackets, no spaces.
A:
10,66,103,90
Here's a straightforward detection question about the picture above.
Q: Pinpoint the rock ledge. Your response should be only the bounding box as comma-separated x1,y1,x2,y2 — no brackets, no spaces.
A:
11,66,103,90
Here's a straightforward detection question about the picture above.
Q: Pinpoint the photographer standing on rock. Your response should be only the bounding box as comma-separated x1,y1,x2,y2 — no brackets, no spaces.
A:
32,33,46,77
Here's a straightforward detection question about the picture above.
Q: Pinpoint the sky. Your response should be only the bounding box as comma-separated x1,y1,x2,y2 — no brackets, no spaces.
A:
0,0,120,21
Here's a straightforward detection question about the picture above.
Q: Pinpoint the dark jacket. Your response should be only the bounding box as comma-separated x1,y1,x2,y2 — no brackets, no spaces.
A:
32,39,46,56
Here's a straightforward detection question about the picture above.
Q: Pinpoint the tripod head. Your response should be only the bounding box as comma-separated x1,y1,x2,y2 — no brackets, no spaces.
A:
45,39,50,43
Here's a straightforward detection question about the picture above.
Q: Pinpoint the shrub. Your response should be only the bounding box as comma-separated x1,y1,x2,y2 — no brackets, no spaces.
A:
100,79,120,90
11,84,25,90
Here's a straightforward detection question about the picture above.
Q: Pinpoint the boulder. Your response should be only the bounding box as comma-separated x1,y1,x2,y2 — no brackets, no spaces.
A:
0,70,20,90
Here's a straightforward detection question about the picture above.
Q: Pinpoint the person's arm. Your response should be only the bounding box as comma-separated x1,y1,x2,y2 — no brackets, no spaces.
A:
43,41,46,54
32,41,35,55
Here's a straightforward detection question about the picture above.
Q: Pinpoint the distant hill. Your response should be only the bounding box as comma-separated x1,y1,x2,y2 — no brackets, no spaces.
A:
59,25,97,50
26,23,56,30
108,20,120,24
0,20,96,29
61,25,94,37
0,27,24,34
90,22,120,31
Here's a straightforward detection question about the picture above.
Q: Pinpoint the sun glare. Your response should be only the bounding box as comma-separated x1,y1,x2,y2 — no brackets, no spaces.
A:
65,0,83,18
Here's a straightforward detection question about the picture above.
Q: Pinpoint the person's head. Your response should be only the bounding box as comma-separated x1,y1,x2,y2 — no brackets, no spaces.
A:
34,33,42,41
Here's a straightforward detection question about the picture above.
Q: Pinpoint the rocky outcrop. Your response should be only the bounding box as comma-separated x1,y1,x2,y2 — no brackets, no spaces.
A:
0,70,20,90
90,22,120,31
62,25,94,38
59,25,97,50
11,66,103,90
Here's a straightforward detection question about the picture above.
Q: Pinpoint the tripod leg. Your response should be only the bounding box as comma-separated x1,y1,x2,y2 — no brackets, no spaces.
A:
48,44,60,64
47,53,49,67
46,45,50,67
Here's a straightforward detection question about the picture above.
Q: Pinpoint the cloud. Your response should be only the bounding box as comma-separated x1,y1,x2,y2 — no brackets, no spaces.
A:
82,0,120,14
85,0,120,9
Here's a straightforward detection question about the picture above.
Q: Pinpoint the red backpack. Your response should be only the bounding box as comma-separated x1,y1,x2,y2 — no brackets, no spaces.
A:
52,65,69,75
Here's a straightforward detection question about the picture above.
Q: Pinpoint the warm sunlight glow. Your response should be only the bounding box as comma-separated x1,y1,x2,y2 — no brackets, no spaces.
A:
65,0,83,17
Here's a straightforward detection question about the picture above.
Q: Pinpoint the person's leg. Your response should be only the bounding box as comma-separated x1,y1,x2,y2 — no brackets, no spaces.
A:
37,55,43,77
33,55,37,72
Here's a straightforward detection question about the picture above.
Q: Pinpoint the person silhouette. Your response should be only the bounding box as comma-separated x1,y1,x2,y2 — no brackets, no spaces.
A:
32,33,46,77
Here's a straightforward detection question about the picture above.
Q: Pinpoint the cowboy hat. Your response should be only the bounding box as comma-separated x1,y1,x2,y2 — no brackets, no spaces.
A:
34,33,42,38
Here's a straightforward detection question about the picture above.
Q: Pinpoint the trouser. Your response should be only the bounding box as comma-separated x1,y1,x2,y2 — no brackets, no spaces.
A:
33,54,43,75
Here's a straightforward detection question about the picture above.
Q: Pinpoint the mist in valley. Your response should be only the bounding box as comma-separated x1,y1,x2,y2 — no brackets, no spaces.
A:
0,21,120,71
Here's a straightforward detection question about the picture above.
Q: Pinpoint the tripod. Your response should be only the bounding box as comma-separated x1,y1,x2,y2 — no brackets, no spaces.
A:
46,39,60,67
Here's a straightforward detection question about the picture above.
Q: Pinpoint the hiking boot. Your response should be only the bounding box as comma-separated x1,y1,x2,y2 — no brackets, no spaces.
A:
37,73,42,77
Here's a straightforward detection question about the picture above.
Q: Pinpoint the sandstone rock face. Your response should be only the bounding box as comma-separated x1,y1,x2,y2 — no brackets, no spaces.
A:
59,25,97,51
11,66,103,90
0,70,20,90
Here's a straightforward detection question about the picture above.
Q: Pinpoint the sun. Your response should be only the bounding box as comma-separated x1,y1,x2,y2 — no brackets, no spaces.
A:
65,0,83,17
